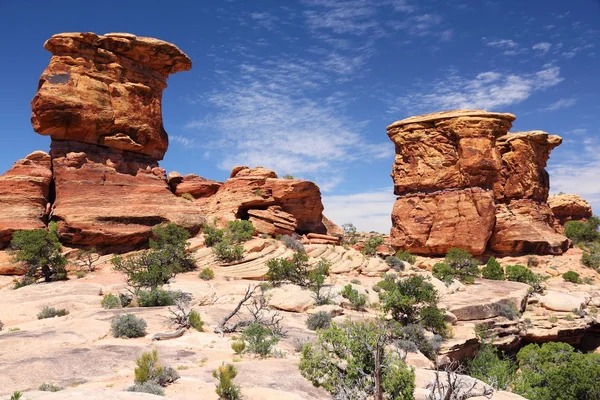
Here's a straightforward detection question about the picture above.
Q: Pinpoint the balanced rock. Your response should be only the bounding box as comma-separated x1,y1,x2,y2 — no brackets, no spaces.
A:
548,193,593,232
31,32,192,160
0,151,53,247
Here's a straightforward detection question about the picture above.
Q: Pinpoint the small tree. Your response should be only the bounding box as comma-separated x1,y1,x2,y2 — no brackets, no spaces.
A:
74,248,100,272
112,251,176,291
340,284,367,310
241,322,280,357
432,247,480,284
10,222,67,285
505,265,544,288
150,223,196,272
213,363,241,400
267,252,312,286
481,257,505,280
564,216,600,244
308,259,331,304
341,223,358,245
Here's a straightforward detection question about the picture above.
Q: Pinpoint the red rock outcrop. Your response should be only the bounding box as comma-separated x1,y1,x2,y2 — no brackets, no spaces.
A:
0,151,53,247
31,32,192,160
168,172,222,200
200,166,338,236
490,132,569,255
548,194,593,232
386,110,515,256
50,141,204,248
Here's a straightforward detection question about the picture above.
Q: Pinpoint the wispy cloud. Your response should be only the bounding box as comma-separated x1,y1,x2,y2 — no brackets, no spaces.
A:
391,65,564,113
542,97,577,111
170,135,197,148
483,38,518,49
532,42,552,54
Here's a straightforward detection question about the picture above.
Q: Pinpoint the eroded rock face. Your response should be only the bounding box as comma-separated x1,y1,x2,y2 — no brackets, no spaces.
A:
548,194,593,232
50,141,204,248
31,32,192,160
387,110,515,255
0,151,53,247
200,166,338,236
168,172,222,199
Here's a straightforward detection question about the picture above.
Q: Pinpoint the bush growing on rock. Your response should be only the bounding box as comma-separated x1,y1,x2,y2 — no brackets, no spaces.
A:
505,264,544,288
481,257,505,280
397,323,442,360
126,382,165,396
181,193,194,201
231,341,246,355
134,349,179,387
306,311,332,331
203,224,224,247
38,383,64,392
562,270,582,284
281,234,305,253
37,306,69,319
137,289,181,307
385,256,405,271
340,284,367,310
188,310,204,331
101,293,122,309
150,223,196,272
10,391,23,400
213,363,241,400
112,252,176,291
111,314,147,338
213,240,244,262
241,322,280,357
10,222,67,286
468,344,515,390
395,250,416,264
267,252,312,286
432,247,480,284
564,215,600,244
199,267,215,280
299,319,415,399
363,235,384,256
581,243,600,269
225,220,255,244
341,223,358,245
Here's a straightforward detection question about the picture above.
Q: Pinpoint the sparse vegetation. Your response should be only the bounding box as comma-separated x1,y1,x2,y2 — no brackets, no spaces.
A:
341,223,358,245
137,289,181,307
397,323,443,360
340,284,367,310
101,293,122,309
241,322,280,357
126,382,165,396
505,264,544,288
74,247,100,272
282,174,294,179
481,256,505,280
38,383,64,392
432,247,480,284
111,314,147,338
231,341,246,355
281,234,305,253
127,349,178,395
213,363,241,400
362,234,384,256
10,222,67,287
565,216,600,244
181,193,194,201
10,392,23,400
37,306,69,319
395,250,416,264
385,256,405,271
267,252,329,290
468,344,515,390
213,240,244,262
189,310,204,331
562,270,582,284
203,224,224,247
306,311,332,331
581,242,600,269
149,223,196,272
199,267,215,280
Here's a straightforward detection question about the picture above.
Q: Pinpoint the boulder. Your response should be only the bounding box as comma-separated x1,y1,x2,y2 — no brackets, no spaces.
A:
169,173,222,199
31,32,191,160
548,193,593,232
269,284,316,312
307,305,344,318
404,350,434,369
539,291,587,312
49,141,204,248
0,151,52,247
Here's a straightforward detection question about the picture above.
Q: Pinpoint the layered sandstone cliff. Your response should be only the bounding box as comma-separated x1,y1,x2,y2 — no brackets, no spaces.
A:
387,110,569,256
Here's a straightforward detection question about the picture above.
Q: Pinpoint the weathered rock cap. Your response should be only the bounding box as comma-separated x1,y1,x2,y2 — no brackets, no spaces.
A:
497,130,562,150
387,109,516,131
45,32,192,75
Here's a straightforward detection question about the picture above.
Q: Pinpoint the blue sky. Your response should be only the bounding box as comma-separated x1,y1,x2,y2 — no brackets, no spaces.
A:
1,0,599,232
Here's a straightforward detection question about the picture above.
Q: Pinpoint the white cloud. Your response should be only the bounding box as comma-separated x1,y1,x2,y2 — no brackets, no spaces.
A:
251,12,280,31
323,189,396,233
533,42,552,54
170,135,196,148
542,97,577,111
483,38,518,49
393,66,564,112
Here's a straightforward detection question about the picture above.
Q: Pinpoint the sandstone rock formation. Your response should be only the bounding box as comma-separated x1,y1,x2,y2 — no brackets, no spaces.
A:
199,166,338,237
387,110,569,256
168,172,222,200
31,32,191,160
548,193,593,232
0,151,53,247
387,110,515,255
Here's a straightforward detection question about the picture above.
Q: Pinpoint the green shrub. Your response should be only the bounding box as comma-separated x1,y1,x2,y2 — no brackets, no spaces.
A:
101,293,121,309
225,220,255,244
282,174,294,179
432,262,454,283
562,270,582,284
203,224,224,247
111,314,147,338
481,257,505,280
281,235,305,253
189,310,204,332
363,235,384,256
10,392,23,400
126,382,165,396
37,306,69,319
213,240,244,262
136,289,180,307
397,324,442,360
385,256,405,271
134,349,179,386
112,251,176,291
512,342,600,400
242,322,279,357
340,284,367,310
581,243,600,269
38,383,63,392
497,302,520,320
395,250,416,264
376,274,397,292
300,320,415,399
468,344,515,390
10,222,67,286
309,259,331,304
231,341,246,355
199,267,215,280
306,311,332,331
564,216,600,244
505,264,543,287
181,193,194,201
433,247,480,283
266,252,311,286
213,363,241,400
149,223,196,272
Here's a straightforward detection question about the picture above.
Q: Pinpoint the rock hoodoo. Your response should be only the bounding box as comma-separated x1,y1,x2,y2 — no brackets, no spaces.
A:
548,193,593,233
387,110,569,256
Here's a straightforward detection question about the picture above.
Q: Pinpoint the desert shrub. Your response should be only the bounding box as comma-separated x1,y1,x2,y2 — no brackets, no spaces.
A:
203,224,224,247
0,320,3,331
564,216,600,244
468,344,515,390
101,293,122,309
241,322,279,357
134,349,179,388
512,342,600,400
225,220,255,244
306,311,332,331
126,382,165,396
505,264,543,287
385,256,405,271
266,252,312,286
231,341,246,355
136,289,180,307
397,324,442,360
395,250,416,264
213,363,241,400
481,256,505,280
376,274,397,292
10,392,23,400
149,223,196,272
432,247,480,284
497,302,520,321
111,314,147,338
281,235,305,253
181,193,194,201
282,174,294,179
37,306,69,319
74,247,100,272
112,251,176,291
10,222,67,286
309,259,331,304
188,310,204,331
340,284,367,310
350,278,361,284
341,223,358,245
379,275,448,336
199,267,215,280
562,270,582,284
363,235,384,256
300,319,415,399
581,243,600,269
213,240,244,262
38,383,63,392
